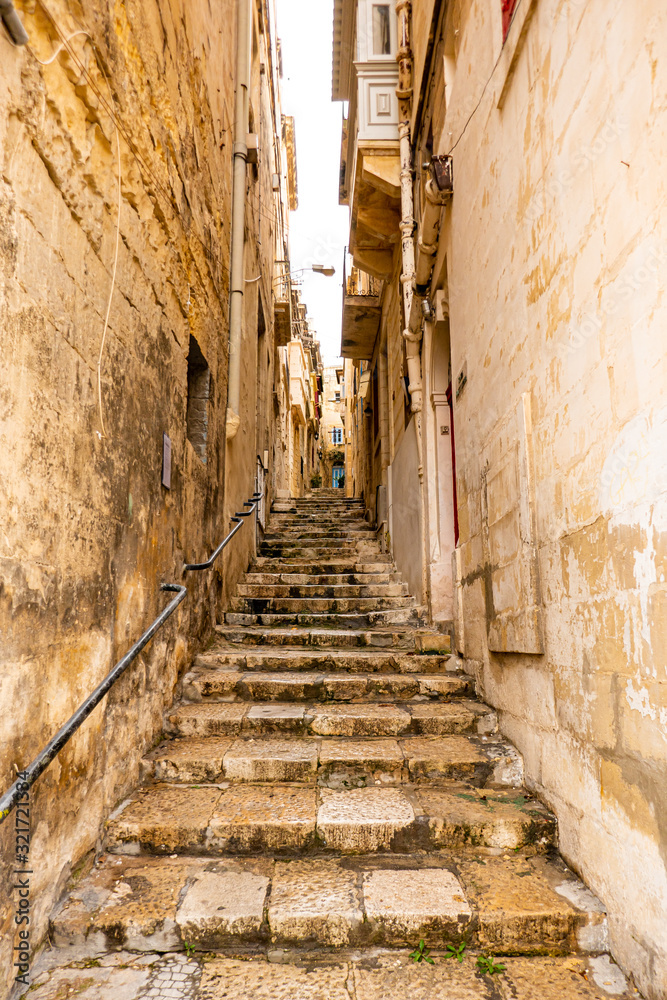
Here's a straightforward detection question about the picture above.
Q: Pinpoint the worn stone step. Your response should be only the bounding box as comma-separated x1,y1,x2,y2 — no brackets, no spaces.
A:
268,517,370,527
236,583,409,599
105,781,555,856
165,699,495,738
196,648,453,674
251,559,393,573
182,667,471,702
257,546,382,560
260,538,380,550
230,596,413,614
141,734,521,787
244,571,400,586
50,850,607,956
25,951,638,999
224,608,418,627
213,626,437,650
263,527,375,538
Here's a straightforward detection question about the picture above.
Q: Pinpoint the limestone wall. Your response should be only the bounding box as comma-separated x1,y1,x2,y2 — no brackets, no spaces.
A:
433,1,667,995
0,0,279,990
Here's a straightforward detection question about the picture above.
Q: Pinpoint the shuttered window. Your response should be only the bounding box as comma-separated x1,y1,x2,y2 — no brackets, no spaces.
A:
502,0,519,40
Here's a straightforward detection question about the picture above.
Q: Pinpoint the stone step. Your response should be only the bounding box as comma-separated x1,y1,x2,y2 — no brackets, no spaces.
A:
258,545,382,558
50,850,608,956
263,527,375,537
182,667,471,702
165,699,496,738
24,951,637,999
213,626,445,651
234,584,410,599
105,781,555,856
141,734,521,787
251,559,393,573
244,571,400,585
266,525,374,534
196,648,453,672
268,515,370,525
224,608,418,627
229,596,414,613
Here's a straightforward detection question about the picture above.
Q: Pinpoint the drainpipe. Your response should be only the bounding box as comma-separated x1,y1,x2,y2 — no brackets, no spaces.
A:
0,0,29,45
414,179,449,295
395,0,429,607
396,0,419,422
226,0,252,441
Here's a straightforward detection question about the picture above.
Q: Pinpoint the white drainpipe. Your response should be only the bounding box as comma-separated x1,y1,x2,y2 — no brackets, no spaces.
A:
226,0,252,440
414,178,448,295
395,0,430,607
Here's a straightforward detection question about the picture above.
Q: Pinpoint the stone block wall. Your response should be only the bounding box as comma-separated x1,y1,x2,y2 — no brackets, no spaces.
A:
0,0,267,990
435,1,667,995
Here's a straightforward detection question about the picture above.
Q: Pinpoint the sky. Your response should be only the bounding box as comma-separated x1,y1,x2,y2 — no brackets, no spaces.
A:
275,0,350,364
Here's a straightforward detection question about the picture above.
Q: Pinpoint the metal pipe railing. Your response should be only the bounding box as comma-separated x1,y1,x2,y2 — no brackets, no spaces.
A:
0,584,187,823
0,490,262,824
183,494,261,572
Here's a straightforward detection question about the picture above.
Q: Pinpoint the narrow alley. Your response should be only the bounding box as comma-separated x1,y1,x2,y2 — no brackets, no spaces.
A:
1,1,666,999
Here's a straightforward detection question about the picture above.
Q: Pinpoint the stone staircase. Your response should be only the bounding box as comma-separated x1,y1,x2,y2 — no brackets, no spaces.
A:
30,494,639,1000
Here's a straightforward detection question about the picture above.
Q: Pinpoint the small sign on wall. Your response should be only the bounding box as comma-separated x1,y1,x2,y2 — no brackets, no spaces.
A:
162,433,171,489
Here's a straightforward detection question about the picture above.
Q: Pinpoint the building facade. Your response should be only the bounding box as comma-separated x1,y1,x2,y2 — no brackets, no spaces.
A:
319,363,353,493
333,1,667,997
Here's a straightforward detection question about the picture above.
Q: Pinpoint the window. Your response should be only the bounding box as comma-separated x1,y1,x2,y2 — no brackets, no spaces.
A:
335,391,341,402
186,335,210,463
332,428,343,445
502,0,519,40
372,4,391,55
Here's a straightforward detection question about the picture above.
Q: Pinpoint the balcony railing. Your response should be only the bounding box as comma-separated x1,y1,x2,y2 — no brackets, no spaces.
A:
346,265,383,297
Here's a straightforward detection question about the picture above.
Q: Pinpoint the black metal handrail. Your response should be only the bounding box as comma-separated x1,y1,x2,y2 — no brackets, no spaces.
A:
0,584,187,823
0,491,262,824
183,494,261,572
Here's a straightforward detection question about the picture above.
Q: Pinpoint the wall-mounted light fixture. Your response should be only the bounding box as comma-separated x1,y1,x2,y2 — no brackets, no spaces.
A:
430,155,454,197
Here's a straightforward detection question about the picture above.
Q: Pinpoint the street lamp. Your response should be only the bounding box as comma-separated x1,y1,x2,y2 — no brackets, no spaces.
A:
272,264,336,285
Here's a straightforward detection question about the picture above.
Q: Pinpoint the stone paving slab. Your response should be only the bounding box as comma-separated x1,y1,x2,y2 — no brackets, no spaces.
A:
23,951,641,999
268,860,363,946
50,851,609,955
417,785,557,851
108,787,222,854
208,785,318,852
142,739,235,783
222,738,320,782
363,868,472,940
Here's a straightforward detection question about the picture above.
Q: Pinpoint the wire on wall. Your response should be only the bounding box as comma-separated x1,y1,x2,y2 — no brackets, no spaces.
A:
28,28,121,438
